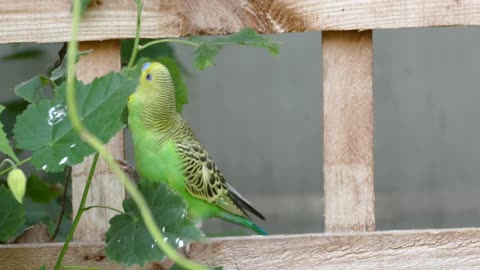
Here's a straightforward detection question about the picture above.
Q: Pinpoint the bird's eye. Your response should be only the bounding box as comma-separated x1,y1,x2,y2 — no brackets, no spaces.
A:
146,74,152,81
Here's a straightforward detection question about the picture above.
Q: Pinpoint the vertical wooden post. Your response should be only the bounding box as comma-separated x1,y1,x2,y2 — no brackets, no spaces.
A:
322,31,375,232
72,40,125,241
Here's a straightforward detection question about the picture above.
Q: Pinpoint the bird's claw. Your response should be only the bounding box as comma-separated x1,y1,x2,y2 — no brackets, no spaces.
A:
185,243,191,259
115,159,140,184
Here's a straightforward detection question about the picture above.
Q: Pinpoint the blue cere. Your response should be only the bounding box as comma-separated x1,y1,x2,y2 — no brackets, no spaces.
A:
142,62,151,71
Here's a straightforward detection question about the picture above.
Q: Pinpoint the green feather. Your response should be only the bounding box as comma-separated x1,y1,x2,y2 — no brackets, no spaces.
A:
128,62,266,235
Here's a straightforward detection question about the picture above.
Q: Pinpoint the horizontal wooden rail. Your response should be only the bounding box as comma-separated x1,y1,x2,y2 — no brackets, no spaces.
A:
2,228,480,269
1,0,480,43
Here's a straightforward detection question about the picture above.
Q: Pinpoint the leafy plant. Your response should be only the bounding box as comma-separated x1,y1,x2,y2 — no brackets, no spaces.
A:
79,0,93,15
25,174,61,203
0,186,25,241
14,72,136,172
0,105,19,162
0,47,45,62
14,75,52,104
0,0,279,268
189,28,279,70
106,181,202,266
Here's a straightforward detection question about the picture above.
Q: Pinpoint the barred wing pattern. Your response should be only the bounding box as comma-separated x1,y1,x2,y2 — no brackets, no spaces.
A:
176,141,249,218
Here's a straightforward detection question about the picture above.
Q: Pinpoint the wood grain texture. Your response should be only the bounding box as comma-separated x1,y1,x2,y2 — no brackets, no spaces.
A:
0,242,125,270
1,0,480,43
3,228,480,269
323,31,374,232
72,40,125,241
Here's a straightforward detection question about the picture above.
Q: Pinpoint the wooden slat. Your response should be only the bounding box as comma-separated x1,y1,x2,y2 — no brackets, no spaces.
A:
1,0,480,43
2,228,480,269
0,242,126,270
322,31,375,232
72,40,125,241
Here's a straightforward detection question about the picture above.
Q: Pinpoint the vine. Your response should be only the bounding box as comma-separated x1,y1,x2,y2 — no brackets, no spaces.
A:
0,0,280,269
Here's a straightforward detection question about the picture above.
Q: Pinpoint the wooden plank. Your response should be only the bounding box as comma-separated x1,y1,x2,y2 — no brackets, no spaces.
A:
3,228,480,269
322,31,374,232
72,40,125,241
1,0,480,43
0,242,127,270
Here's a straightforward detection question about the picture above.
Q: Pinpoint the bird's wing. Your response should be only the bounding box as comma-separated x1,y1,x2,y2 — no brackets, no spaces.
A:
176,141,264,220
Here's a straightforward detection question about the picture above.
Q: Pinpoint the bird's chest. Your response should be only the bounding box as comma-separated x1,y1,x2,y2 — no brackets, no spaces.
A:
130,127,185,188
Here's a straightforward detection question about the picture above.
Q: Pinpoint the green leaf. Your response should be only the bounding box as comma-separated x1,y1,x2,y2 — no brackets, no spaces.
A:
38,267,47,270
79,0,93,15
1,100,29,137
0,186,25,241
121,39,176,66
13,71,137,172
188,38,220,70
1,48,44,61
0,105,19,162
25,174,61,203
23,195,72,242
130,57,188,113
14,50,91,105
14,75,52,103
189,28,280,70
49,58,68,81
105,181,202,266
50,49,93,82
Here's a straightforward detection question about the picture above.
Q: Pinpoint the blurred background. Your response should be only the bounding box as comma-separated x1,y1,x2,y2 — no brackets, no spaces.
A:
2,27,480,236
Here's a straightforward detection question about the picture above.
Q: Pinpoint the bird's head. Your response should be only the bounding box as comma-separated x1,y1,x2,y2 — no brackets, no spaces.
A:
137,62,174,96
128,62,177,122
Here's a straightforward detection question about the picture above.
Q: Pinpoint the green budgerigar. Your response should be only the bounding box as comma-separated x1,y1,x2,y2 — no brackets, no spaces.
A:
127,62,266,235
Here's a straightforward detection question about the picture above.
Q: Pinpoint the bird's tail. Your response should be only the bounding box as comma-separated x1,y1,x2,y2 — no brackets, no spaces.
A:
248,221,268,235
217,212,268,235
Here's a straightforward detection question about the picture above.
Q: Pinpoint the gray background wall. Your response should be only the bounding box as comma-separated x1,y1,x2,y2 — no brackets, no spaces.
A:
2,27,480,235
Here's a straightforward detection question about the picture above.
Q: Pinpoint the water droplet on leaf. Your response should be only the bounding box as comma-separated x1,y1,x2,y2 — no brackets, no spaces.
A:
58,156,68,165
47,104,67,126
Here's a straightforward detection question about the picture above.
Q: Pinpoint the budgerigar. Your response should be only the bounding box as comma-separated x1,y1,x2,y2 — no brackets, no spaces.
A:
127,62,266,235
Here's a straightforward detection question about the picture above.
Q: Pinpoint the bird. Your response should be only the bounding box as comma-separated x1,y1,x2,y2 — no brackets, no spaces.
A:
127,62,267,235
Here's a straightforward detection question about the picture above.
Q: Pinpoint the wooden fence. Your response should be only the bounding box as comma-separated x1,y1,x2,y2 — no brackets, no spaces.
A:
1,0,480,269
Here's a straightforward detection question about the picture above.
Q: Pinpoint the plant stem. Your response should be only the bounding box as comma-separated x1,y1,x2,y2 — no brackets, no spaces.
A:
138,39,199,51
74,128,209,270
65,0,209,269
127,0,144,69
0,158,16,169
82,205,124,215
51,166,72,241
0,157,32,176
54,153,99,270
64,0,83,132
